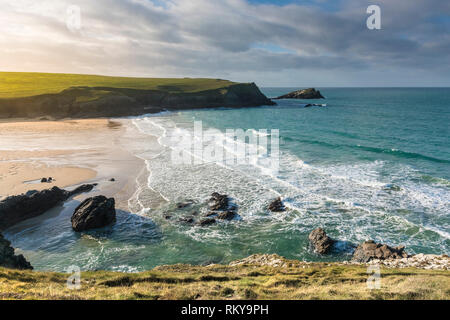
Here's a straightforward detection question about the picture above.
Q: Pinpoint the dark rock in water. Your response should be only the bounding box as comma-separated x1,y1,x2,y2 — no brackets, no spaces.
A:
109,178,115,182
352,240,408,263
0,184,95,231
309,228,335,254
217,211,236,220
209,193,230,211
275,88,325,100
383,184,401,192
0,233,33,270
179,217,195,224
176,200,195,209
41,177,47,183
199,218,216,226
164,215,172,220
268,197,285,212
71,196,116,232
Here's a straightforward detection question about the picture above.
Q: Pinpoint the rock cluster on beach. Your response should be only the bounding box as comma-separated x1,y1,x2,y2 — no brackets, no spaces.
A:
0,233,33,270
71,196,116,232
0,184,95,231
173,193,239,226
351,240,408,263
275,88,325,100
365,253,450,270
204,192,238,223
230,254,292,268
1,183,448,271
305,228,449,270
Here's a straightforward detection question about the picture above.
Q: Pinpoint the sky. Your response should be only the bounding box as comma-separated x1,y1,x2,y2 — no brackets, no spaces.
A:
0,0,449,87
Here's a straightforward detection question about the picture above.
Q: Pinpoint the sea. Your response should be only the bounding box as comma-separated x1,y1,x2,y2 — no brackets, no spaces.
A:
5,88,450,272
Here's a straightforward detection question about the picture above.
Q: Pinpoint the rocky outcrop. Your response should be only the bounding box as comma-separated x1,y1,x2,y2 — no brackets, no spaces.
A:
364,253,449,270
208,193,230,211
230,254,291,268
0,233,33,270
352,240,408,263
206,193,238,221
0,83,275,119
275,88,324,100
217,211,237,220
0,184,95,231
309,228,336,254
176,200,195,209
198,218,216,227
71,196,116,232
304,103,326,108
268,197,285,212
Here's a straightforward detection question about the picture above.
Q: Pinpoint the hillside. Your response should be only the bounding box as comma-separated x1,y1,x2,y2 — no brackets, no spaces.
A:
0,255,448,300
0,72,274,119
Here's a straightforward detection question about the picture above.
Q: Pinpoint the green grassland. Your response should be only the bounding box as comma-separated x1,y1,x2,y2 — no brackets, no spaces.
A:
1,259,448,300
0,72,236,99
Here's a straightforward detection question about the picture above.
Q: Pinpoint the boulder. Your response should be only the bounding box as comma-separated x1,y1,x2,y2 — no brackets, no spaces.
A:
179,217,195,224
275,88,325,100
217,211,236,220
176,200,195,209
209,193,230,211
308,228,335,254
71,196,116,232
199,218,216,227
352,240,408,263
0,233,33,270
268,197,285,212
0,184,95,231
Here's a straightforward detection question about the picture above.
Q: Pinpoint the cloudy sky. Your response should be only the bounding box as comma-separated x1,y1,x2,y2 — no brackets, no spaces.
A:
1,0,449,86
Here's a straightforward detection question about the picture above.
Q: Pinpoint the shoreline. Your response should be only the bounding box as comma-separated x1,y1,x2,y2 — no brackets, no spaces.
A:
0,118,146,208
1,117,448,275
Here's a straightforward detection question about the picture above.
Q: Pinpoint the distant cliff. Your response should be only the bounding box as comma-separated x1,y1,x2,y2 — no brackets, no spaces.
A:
0,82,275,119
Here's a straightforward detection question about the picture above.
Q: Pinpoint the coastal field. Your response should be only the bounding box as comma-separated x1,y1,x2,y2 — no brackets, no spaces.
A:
0,72,236,99
1,256,449,300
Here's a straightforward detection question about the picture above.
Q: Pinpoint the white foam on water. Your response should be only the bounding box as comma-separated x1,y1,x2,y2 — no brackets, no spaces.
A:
127,114,450,250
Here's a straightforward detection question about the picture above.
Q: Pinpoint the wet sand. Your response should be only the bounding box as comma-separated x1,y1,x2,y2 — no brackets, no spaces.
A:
0,119,145,210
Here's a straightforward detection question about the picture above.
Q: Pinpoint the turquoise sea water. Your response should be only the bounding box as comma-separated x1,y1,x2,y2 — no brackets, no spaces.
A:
5,88,450,271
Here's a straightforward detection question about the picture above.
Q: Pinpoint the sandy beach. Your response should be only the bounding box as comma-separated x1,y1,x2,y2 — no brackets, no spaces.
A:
0,119,145,209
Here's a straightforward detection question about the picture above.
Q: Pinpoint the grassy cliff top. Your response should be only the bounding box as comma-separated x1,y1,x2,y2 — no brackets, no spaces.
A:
1,256,448,300
0,72,237,99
